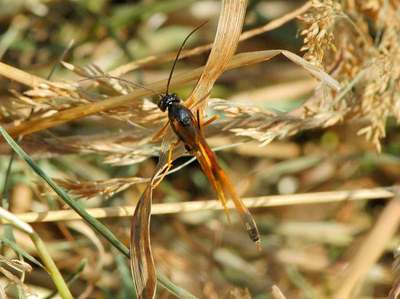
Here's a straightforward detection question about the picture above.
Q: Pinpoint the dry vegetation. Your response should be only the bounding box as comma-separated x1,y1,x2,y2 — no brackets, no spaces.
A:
0,0,400,298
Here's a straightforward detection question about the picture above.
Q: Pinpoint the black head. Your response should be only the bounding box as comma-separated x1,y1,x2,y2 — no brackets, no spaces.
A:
158,93,180,112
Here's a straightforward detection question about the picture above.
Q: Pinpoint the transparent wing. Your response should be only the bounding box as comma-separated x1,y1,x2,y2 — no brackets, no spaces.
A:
196,133,261,248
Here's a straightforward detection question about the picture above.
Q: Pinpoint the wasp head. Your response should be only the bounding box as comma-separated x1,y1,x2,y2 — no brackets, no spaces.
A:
158,93,180,112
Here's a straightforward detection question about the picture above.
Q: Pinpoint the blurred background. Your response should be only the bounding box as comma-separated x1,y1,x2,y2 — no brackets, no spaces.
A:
0,0,399,298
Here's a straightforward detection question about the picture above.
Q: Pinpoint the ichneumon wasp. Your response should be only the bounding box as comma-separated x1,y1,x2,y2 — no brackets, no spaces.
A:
156,23,261,248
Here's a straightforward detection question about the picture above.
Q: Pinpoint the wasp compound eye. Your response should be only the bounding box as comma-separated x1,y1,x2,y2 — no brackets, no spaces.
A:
158,96,168,112
158,94,181,112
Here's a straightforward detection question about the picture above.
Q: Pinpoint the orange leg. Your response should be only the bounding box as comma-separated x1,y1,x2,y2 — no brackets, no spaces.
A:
152,140,179,188
202,114,219,127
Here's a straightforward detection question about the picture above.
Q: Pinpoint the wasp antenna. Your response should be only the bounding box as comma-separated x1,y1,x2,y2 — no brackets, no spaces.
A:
165,21,208,95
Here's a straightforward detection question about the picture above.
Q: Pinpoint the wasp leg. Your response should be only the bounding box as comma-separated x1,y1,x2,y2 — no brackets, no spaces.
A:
195,109,219,134
201,115,219,127
152,140,180,188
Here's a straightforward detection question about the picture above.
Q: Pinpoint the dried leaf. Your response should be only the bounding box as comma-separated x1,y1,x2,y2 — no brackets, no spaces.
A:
130,141,171,299
130,185,156,299
186,0,248,108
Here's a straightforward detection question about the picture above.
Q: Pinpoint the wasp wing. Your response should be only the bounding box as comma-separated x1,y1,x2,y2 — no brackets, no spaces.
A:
195,133,261,248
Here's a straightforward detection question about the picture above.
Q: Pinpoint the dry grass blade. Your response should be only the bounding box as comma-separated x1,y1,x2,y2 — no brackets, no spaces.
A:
333,197,400,299
240,2,311,41
130,143,171,299
130,186,156,299
0,51,266,138
3,48,339,139
57,177,149,199
0,255,32,294
271,285,287,299
14,187,395,223
280,50,340,91
389,246,400,299
110,2,311,77
0,61,50,88
185,0,247,108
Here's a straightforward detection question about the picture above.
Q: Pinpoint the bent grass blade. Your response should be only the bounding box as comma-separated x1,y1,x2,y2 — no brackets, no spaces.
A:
130,186,156,299
130,140,181,299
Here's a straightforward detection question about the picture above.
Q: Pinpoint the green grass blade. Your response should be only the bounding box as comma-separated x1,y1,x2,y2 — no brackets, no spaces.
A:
157,272,197,299
0,126,129,256
44,259,87,299
0,236,43,268
116,254,137,299
0,127,197,299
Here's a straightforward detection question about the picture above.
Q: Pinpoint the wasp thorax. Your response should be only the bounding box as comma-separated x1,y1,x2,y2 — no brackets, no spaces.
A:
158,93,180,112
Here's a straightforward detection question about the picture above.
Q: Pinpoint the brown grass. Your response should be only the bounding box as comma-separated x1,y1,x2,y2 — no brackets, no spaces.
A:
1,0,400,298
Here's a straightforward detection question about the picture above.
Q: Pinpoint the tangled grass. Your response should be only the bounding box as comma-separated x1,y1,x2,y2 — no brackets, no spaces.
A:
0,0,400,298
